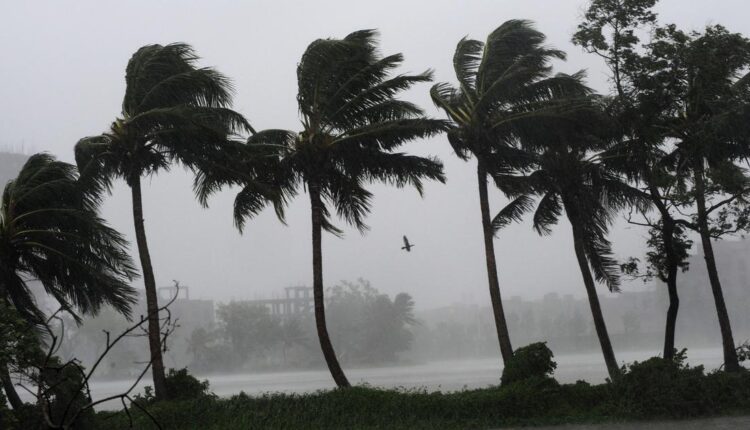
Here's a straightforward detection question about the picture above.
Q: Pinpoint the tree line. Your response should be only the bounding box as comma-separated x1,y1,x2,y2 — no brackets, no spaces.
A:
2,0,750,413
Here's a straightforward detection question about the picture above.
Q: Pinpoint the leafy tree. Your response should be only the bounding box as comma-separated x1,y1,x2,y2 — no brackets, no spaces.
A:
632,24,750,371
278,318,310,366
75,43,251,398
0,154,137,410
574,0,693,361
0,303,40,412
494,100,647,380
573,0,657,100
431,20,587,363
327,279,417,364
197,30,445,387
216,302,280,364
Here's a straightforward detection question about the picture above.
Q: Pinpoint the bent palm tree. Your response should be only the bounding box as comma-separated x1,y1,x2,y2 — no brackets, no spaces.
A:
0,154,137,409
495,100,647,380
197,30,445,387
75,43,250,399
431,20,587,363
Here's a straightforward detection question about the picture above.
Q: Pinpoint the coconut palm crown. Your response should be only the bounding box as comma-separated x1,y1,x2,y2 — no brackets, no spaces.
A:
197,30,446,388
430,20,590,363
494,99,649,379
0,153,137,325
74,43,251,400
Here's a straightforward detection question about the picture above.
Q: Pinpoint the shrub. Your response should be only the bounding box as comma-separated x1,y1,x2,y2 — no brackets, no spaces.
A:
135,368,213,404
501,342,557,386
609,349,709,418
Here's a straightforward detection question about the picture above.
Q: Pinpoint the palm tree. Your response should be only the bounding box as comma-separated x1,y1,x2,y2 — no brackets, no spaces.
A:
494,99,646,380
196,30,445,387
0,154,137,410
430,20,587,363
75,43,250,399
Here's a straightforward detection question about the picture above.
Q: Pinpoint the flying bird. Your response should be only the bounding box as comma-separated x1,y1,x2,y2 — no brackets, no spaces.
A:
401,235,415,252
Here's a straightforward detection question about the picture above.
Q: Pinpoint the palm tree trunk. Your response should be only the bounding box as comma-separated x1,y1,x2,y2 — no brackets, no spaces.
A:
308,182,350,388
1,365,23,410
569,219,621,380
477,161,514,363
130,177,169,399
660,218,680,361
693,165,740,372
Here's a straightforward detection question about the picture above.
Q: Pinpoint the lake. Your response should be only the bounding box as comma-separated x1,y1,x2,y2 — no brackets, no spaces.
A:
76,348,724,410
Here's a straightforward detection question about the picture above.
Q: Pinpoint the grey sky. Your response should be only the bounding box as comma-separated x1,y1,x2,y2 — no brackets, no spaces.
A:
2,0,748,309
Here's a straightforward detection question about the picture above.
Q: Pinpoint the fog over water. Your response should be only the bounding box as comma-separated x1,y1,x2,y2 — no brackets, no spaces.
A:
16,349,726,410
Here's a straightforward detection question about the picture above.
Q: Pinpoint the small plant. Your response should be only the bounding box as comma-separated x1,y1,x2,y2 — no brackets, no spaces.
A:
501,342,557,386
736,341,750,364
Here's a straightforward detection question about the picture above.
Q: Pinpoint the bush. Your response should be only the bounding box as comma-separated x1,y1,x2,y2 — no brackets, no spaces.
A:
501,342,557,386
609,349,709,418
135,368,213,404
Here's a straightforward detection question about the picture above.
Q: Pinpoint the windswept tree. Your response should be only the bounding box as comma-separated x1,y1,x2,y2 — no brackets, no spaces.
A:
574,0,693,361
642,25,750,371
197,30,445,387
75,43,251,399
0,154,137,410
494,100,647,380
431,20,588,363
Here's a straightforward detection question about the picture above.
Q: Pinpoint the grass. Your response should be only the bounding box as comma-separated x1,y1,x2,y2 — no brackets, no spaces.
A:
94,367,750,429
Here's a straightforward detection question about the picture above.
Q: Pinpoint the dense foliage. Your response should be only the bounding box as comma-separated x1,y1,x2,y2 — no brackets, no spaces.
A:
184,280,417,372
500,342,557,385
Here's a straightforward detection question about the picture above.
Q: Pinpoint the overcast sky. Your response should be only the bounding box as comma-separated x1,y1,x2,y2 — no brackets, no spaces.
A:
2,0,748,309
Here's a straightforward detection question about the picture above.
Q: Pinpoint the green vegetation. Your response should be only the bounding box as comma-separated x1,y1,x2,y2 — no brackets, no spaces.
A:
184,281,417,372
4,0,750,427
501,342,557,385
75,43,250,400
195,30,446,388
94,350,750,429
431,20,579,364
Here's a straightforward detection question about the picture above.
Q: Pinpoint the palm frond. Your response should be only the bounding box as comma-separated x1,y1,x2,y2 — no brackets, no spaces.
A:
453,37,483,100
492,194,535,232
532,192,562,235
1,154,138,325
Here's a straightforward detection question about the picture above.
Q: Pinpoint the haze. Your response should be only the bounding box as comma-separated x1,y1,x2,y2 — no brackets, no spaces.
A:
2,0,749,308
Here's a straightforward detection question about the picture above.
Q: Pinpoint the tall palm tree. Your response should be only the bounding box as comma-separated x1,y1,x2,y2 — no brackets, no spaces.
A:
0,153,137,410
196,30,445,387
75,43,250,399
494,99,647,380
431,20,588,363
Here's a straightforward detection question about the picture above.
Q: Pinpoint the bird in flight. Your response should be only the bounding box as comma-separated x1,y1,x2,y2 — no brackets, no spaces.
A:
401,235,415,252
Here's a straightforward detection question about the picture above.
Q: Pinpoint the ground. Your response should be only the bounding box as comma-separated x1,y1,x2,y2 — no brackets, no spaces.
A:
507,415,750,429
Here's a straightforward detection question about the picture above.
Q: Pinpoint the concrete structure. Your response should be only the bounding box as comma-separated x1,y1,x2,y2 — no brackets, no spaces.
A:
241,286,314,318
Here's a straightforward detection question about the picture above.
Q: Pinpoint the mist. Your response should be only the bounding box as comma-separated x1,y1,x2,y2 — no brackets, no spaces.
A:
4,0,750,419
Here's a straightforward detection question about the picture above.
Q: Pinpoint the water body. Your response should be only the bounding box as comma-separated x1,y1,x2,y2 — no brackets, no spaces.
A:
80,348,724,410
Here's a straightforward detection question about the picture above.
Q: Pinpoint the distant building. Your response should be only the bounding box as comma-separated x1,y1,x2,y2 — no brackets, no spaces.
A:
239,286,313,318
